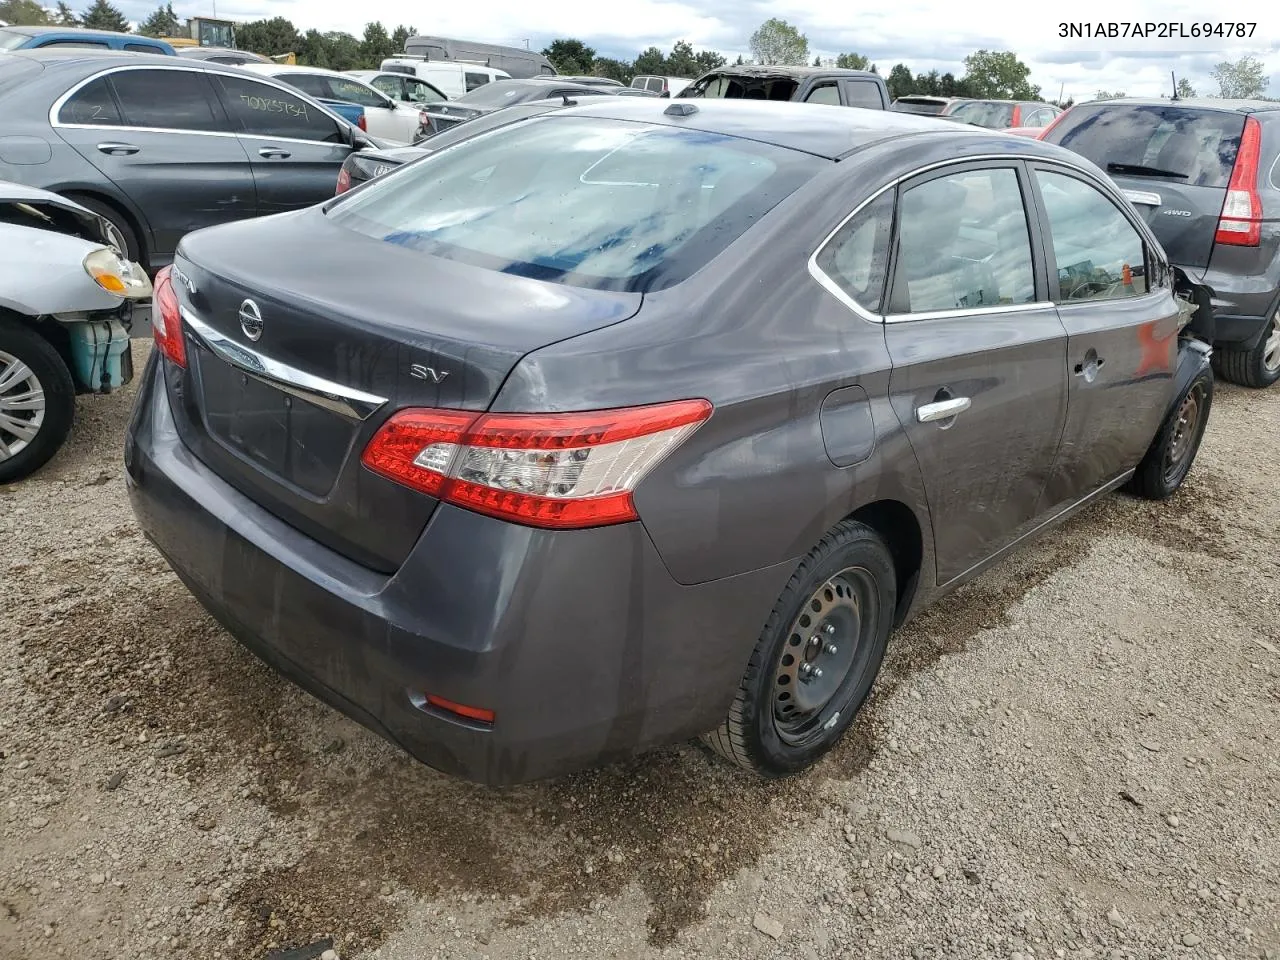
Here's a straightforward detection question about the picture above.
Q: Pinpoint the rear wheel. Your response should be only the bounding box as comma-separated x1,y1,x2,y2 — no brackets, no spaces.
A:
0,317,76,483
1126,366,1213,500
702,521,896,777
1212,309,1280,388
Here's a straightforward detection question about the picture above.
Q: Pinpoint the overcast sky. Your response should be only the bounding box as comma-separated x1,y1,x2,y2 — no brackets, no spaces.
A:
127,0,1278,100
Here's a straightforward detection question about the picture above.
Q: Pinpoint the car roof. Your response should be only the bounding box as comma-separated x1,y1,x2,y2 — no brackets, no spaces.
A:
517,97,1053,160
704,64,881,80
0,24,141,38
1075,96,1280,115
6,48,181,68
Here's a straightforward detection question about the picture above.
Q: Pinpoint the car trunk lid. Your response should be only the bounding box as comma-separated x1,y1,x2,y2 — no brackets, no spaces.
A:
164,208,642,571
1044,102,1248,270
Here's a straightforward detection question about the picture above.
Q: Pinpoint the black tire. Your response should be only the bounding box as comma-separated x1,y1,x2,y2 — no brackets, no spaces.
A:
1211,310,1280,388
0,316,76,484
63,194,142,265
1126,366,1213,500
702,520,896,777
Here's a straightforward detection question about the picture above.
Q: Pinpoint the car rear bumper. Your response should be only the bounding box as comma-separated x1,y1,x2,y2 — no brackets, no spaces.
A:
1185,264,1279,347
124,354,791,785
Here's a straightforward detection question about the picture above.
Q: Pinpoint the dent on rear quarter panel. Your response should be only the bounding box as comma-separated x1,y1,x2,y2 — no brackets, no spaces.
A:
494,154,937,590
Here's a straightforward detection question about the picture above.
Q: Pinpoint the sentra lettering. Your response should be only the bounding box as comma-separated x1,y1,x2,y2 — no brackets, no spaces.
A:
1058,21,1257,38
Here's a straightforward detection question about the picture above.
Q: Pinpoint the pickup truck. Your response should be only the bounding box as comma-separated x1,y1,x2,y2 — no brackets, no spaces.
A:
318,98,367,131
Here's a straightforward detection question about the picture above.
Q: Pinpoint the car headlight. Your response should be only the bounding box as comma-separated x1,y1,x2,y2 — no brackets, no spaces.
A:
83,247,153,299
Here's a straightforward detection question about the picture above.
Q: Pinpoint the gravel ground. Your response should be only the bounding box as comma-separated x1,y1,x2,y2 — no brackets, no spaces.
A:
1,340,1277,960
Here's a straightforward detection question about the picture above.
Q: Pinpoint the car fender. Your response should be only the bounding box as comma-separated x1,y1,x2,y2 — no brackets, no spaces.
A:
1166,336,1213,422
0,223,124,316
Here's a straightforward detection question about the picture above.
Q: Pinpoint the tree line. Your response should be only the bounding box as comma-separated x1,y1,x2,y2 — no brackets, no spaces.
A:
0,3,1270,103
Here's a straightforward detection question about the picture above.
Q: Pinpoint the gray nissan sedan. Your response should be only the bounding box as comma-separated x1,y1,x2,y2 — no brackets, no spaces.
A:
124,98,1214,785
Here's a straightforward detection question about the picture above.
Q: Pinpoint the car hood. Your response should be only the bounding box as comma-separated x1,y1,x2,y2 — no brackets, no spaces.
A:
0,178,110,245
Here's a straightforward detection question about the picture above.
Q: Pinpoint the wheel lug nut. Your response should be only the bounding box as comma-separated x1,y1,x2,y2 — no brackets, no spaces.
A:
825,642,838,655
825,624,836,635
811,667,824,679
799,662,812,676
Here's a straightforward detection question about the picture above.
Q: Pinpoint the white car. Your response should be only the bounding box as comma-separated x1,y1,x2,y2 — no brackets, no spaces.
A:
347,70,449,105
378,58,510,100
239,64,424,144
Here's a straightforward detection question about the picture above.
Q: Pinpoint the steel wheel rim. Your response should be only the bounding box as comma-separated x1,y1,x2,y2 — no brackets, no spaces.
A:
1162,382,1203,485
0,349,46,462
772,566,877,748
1263,311,1280,374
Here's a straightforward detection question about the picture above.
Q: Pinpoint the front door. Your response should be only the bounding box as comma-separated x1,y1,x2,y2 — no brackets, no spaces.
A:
209,73,353,214
1028,165,1181,510
882,162,1069,584
52,66,257,260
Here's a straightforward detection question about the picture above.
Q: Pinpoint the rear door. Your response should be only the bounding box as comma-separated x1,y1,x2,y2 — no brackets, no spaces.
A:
209,72,353,213
1028,164,1181,509
1044,102,1247,272
52,65,256,260
882,161,1069,584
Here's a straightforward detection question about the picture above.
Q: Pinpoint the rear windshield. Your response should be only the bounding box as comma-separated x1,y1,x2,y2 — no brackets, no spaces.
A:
454,82,545,107
892,99,947,115
0,29,29,51
682,73,800,102
947,101,1015,128
1045,104,1246,188
329,116,827,292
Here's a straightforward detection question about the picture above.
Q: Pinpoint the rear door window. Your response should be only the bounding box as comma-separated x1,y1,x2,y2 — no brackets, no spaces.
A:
213,74,344,143
1045,104,1246,188
890,167,1037,314
38,39,109,48
843,80,884,108
58,75,123,125
805,82,841,105
110,69,224,132
464,72,490,92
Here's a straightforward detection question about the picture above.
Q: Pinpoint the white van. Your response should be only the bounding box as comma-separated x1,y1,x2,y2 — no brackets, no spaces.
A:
630,75,694,98
380,58,510,100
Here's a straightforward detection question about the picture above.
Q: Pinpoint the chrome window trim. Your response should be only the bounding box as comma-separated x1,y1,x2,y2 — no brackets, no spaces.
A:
181,306,387,421
48,62,351,141
808,152,1161,325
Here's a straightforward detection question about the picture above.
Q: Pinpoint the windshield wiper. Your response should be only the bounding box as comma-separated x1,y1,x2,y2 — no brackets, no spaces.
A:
1106,162,1189,180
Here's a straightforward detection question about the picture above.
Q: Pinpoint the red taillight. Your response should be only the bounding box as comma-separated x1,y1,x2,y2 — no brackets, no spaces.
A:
357,114,367,132
335,166,351,195
1216,115,1263,247
361,399,714,529
1036,107,1070,141
150,266,186,369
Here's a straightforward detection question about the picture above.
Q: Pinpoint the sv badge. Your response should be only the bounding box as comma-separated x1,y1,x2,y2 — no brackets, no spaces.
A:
409,364,450,384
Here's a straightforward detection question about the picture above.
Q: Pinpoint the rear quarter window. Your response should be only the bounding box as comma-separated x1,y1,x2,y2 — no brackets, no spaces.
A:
845,81,884,109
1047,104,1246,188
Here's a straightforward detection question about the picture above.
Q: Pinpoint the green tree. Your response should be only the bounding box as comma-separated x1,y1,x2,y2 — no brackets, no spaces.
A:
886,63,914,98
0,0,50,25
1211,55,1267,99
734,54,744,66
694,49,724,73
749,17,808,66
53,1,78,24
1093,89,1126,101
79,0,129,31
389,24,416,54
1175,77,1196,98
542,38,595,74
137,2,180,37
938,73,974,97
592,56,632,84
836,52,870,70
634,45,665,75
236,17,301,56
665,40,701,77
962,49,1039,100
360,21,395,68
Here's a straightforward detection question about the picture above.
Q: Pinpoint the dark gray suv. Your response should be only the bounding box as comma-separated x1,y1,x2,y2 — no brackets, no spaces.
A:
1044,98,1280,387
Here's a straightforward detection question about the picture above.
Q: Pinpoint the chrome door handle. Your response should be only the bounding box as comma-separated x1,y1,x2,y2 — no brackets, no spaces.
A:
916,397,971,423
96,142,139,156
257,147,292,159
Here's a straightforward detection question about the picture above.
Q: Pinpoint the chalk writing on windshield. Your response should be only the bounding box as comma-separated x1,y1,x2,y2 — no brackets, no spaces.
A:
239,95,308,120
